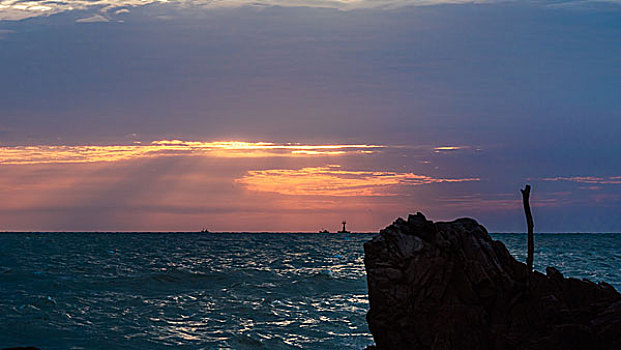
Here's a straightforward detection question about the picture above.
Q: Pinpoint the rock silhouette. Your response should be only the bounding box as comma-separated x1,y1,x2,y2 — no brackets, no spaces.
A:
364,213,621,350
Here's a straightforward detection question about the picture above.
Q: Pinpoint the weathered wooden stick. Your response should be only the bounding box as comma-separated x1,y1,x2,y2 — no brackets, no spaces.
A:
521,185,534,278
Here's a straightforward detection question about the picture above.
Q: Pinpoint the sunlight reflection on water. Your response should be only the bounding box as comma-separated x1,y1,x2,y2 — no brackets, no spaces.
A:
0,232,619,349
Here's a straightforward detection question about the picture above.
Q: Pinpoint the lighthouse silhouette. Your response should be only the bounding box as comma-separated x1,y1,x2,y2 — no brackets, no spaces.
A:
338,220,350,233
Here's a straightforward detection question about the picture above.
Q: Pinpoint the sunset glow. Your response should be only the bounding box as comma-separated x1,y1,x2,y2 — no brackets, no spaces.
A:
0,140,383,165
2,2,621,348
236,166,479,197
1,0,620,232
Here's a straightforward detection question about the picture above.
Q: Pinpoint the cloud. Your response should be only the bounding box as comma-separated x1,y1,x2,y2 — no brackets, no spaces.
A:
543,176,621,185
0,28,13,38
435,193,571,211
3,0,620,21
433,145,471,153
0,0,515,21
76,14,108,23
235,165,479,196
0,140,383,165
0,0,150,21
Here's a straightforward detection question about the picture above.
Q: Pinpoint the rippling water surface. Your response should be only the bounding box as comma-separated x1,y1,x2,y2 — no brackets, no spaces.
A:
0,232,619,349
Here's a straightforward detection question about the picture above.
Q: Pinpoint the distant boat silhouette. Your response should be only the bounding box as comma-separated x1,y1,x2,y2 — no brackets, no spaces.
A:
200,228,210,233
338,221,350,233
318,229,330,233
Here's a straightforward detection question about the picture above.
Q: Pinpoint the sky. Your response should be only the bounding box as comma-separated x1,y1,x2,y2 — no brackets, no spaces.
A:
0,0,620,232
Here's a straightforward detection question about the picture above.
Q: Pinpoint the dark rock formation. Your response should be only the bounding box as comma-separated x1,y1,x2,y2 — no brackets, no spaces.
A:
364,213,621,350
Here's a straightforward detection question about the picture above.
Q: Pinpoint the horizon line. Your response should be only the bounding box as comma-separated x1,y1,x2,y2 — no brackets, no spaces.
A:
1,231,620,234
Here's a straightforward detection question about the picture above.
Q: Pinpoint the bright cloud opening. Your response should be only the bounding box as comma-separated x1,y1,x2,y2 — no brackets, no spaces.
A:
0,140,383,165
236,165,479,196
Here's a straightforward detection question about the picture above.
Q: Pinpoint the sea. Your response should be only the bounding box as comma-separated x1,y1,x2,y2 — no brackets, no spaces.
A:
1,232,619,350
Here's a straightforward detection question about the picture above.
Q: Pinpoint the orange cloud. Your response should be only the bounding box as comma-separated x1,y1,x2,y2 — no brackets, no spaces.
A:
236,165,479,196
0,140,383,165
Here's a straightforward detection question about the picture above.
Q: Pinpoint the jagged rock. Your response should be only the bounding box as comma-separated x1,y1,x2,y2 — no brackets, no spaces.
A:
364,212,621,350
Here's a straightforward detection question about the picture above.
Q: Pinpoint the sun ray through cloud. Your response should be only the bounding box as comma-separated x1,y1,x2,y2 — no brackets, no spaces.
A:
0,140,384,165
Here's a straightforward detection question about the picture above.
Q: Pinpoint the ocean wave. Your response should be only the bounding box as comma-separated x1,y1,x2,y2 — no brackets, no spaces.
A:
0,232,618,349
